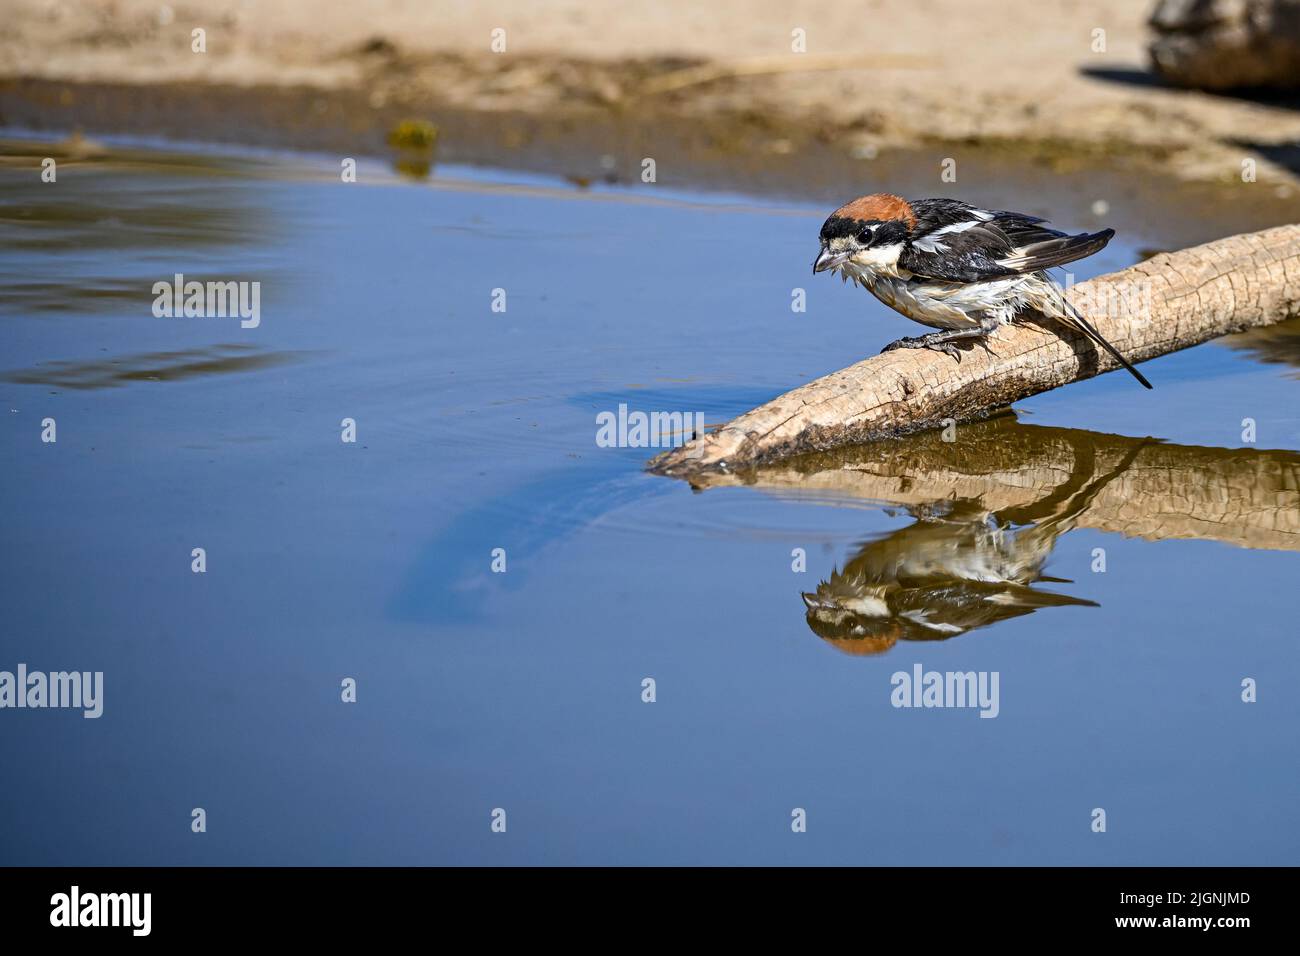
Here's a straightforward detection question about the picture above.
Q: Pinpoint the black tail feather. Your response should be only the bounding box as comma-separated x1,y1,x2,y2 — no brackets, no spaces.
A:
1063,305,1153,390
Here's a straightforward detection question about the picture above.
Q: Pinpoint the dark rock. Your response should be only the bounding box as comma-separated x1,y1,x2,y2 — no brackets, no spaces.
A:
1149,0,1300,90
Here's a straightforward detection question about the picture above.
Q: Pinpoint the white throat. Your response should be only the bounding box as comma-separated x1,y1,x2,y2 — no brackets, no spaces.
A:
840,243,908,282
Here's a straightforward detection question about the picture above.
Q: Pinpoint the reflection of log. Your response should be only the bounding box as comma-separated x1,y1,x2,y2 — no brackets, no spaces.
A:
684,415,1300,553
648,225,1300,478
1225,315,1300,371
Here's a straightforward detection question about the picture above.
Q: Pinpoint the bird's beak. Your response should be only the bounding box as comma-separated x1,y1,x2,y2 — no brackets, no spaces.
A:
813,246,847,274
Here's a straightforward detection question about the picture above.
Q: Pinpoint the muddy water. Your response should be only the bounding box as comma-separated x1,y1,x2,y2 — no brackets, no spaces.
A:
1,135,1297,864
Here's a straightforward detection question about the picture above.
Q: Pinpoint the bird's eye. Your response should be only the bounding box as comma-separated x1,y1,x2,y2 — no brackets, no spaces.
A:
857,227,874,245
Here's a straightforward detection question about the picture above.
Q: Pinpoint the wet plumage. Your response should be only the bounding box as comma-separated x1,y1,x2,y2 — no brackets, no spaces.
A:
813,193,1152,388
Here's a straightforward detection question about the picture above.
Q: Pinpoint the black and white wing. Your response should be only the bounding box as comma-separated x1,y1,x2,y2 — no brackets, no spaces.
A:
901,198,1114,281
994,223,1115,273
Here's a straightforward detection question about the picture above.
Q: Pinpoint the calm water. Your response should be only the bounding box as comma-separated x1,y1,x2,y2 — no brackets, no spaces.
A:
2,137,1297,865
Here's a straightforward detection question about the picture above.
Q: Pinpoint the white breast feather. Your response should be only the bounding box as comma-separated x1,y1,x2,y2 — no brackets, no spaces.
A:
834,230,1070,332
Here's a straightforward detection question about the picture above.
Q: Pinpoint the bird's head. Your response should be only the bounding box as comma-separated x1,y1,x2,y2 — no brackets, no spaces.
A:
801,590,904,655
813,193,917,278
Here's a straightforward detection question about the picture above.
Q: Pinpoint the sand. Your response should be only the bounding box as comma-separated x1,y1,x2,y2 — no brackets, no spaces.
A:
2,0,1298,189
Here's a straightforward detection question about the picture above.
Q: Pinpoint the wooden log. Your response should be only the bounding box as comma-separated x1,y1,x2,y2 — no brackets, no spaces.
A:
679,415,1300,553
648,224,1300,478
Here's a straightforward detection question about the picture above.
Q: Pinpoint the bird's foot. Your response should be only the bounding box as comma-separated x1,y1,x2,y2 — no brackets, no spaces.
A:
881,331,970,362
880,334,928,353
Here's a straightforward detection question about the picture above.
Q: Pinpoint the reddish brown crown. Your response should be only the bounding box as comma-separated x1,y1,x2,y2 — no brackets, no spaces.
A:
832,193,916,229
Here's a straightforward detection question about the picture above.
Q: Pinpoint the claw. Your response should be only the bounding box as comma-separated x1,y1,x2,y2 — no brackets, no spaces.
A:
882,331,985,361
925,341,962,362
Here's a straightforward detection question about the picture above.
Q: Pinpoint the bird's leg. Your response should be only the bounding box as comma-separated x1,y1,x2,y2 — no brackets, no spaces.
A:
880,327,989,362
972,315,1005,357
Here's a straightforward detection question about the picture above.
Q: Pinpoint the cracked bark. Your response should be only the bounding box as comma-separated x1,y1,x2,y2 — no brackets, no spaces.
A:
647,224,1300,479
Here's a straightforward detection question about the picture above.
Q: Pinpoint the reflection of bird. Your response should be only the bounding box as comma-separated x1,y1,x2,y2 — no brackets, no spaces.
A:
812,193,1152,388
802,438,1148,655
802,502,1096,655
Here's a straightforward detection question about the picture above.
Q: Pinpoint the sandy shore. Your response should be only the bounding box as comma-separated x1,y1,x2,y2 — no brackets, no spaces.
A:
3,0,1300,192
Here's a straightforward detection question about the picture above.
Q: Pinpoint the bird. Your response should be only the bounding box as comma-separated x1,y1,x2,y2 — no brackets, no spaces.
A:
801,498,1099,655
812,193,1152,389
800,431,1152,655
